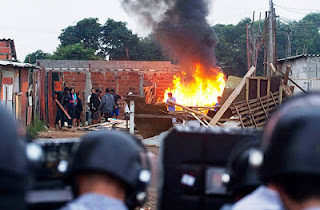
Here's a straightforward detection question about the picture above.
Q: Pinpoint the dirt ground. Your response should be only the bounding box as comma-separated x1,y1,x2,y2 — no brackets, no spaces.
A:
38,129,159,210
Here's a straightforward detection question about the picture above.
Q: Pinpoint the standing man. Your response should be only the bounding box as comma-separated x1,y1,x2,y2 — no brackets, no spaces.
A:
214,96,221,111
89,89,100,125
86,88,95,123
99,88,115,122
54,87,70,128
111,89,121,119
166,92,176,123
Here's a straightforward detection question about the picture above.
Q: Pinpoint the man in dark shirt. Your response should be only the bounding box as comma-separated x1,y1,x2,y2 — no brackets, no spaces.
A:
90,89,101,125
54,87,70,128
111,89,121,119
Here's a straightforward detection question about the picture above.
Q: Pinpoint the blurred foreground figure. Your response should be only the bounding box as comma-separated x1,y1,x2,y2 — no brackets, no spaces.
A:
234,94,320,210
0,104,28,210
260,94,320,210
62,130,151,210
221,140,262,210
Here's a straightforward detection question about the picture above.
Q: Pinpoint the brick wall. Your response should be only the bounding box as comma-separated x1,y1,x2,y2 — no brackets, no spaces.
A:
0,40,12,60
40,60,180,102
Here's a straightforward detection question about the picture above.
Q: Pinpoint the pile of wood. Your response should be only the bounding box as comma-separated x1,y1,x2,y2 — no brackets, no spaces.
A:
78,119,128,131
230,91,280,128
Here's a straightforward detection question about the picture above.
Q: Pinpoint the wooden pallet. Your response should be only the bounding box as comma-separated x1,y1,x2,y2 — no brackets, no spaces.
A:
230,91,281,128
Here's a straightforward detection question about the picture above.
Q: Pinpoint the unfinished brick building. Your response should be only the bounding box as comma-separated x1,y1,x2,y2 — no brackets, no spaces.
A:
37,60,180,127
0,39,16,60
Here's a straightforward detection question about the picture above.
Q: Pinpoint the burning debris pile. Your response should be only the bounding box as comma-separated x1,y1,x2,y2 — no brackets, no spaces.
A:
122,0,226,106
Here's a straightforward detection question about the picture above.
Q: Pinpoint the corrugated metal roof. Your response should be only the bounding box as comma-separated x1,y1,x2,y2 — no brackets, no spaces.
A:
278,54,320,62
0,60,39,68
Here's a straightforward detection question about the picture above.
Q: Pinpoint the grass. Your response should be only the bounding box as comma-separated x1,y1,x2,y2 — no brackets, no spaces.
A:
27,116,47,139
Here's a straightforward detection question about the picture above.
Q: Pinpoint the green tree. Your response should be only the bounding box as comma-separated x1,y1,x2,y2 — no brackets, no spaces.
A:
51,44,99,60
136,34,167,61
58,18,101,51
24,50,51,64
214,18,251,77
100,18,140,60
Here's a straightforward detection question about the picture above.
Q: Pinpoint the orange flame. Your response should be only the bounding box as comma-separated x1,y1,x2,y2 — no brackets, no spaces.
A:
164,64,226,106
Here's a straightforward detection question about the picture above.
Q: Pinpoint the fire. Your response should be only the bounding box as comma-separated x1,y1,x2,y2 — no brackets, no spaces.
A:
164,64,226,106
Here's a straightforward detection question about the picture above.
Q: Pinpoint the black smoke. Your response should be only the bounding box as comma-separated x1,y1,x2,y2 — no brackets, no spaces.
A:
122,0,220,77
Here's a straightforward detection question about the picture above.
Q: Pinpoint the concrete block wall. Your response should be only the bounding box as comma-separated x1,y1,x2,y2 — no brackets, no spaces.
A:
278,56,320,94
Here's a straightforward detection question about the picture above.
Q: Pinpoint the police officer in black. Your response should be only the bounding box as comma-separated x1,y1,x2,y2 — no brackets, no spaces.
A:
260,94,320,210
62,130,151,210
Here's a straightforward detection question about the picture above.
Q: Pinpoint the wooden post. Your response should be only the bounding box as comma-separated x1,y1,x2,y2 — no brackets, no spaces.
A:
284,65,291,85
209,66,256,126
257,79,261,98
0,65,2,100
269,63,307,93
47,71,55,128
81,92,86,127
129,100,135,135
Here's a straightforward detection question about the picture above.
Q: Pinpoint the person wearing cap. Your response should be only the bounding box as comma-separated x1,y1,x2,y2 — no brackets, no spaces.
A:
61,130,151,210
166,92,177,123
0,104,28,209
232,94,320,210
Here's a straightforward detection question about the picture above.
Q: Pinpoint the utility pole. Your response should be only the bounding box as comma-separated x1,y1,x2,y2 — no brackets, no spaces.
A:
267,0,277,76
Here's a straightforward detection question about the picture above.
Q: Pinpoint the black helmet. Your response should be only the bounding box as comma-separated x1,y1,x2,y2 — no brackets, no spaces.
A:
227,139,262,196
66,130,151,209
0,104,28,209
261,93,320,181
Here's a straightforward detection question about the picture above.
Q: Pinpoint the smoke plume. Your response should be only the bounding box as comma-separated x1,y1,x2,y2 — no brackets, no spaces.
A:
122,0,219,77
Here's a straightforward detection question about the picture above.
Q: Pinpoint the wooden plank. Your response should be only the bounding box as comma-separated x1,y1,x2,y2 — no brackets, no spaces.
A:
281,83,293,96
27,106,32,126
234,104,244,128
47,71,55,128
0,65,2,100
40,68,46,122
279,84,283,105
246,101,257,127
246,77,249,101
284,65,291,85
55,99,71,119
259,97,269,119
210,66,256,126
270,92,278,107
269,63,307,94
267,78,271,95
168,100,224,127
257,79,261,98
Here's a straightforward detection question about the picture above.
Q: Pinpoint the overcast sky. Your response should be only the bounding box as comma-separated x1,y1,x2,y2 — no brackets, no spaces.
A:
0,0,318,61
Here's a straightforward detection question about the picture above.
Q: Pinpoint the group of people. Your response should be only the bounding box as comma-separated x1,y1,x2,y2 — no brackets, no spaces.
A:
55,87,123,128
87,88,122,124
54,87,83,128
